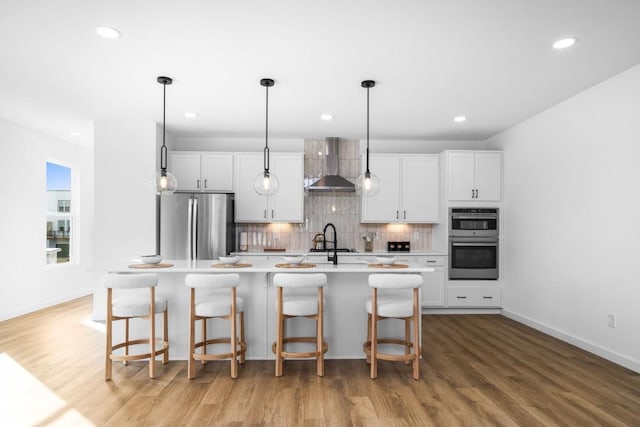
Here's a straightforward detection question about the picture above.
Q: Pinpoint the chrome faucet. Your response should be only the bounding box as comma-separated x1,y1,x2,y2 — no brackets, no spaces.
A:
323,222,338,265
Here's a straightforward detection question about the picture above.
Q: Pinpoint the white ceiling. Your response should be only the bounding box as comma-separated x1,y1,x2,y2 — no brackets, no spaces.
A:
1,0,639,145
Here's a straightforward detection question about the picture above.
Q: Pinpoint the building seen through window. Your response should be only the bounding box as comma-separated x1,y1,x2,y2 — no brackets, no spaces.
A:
46,162,71,264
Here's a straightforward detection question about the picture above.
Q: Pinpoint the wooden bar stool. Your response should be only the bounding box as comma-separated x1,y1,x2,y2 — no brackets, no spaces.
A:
186,273,246,379
104,273,169,381
363,273,423,380
272,273,328,377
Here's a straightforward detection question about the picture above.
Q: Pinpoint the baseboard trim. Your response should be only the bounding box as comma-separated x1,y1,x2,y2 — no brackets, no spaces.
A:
502,309,640,374
422,308,502,315
0,290,92,322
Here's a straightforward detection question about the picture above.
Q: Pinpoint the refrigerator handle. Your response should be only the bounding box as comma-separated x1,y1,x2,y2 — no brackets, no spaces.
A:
192,197,198,260
187,198,193,260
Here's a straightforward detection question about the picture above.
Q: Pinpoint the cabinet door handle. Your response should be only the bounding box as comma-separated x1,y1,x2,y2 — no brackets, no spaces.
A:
197,179,200,189
456,296,467,299
475,189,479,198
204,179,207,188
471,189,475,198
263,209,267,219
426,260,436,263
483,296,493,299
396,210,399,219
403,210,406,219
271,209,274,218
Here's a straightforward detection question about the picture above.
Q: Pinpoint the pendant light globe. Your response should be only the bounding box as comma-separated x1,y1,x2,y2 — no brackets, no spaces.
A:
355,170,380,196
151,170,178,195
253,170,280,196
150,76,178,195
356,79,380,197
253,78,279,196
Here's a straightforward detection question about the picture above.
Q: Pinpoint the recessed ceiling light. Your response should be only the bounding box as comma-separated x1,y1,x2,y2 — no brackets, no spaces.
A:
321,114,333,121
453,116,467,123
553,37,576,49
96,26,121,39
184,112,199,119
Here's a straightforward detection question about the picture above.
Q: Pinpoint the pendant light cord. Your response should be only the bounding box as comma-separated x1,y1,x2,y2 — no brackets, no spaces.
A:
264,83,270,173
365,85,370,175
160,81,167,174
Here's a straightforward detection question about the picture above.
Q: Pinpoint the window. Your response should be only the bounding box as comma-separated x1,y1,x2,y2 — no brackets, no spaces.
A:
46,162,71,264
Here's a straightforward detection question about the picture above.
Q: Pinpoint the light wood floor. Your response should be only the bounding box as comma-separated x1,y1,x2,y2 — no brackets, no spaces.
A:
1,296,639,426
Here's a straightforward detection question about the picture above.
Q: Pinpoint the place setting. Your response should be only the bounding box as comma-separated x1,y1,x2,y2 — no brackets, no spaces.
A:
367,256,408,269
128,254,174,269
275,255,316,268
211,256,252,268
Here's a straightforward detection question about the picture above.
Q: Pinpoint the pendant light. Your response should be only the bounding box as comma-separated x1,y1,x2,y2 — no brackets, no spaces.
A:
253,78,280,195
150,76,178,195
356,80,380,196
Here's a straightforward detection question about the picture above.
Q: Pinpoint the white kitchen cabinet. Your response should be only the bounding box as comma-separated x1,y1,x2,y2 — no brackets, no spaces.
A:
170,152,233,192
417,256,445,307
361,154,439,223
446,284,501,307
234,153,303,223
446,151,502,201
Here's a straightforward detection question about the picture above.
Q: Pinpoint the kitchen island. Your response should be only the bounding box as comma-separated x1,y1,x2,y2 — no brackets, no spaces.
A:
95,257,434,360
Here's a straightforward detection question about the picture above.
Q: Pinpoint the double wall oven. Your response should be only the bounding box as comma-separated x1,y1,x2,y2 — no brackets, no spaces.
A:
449,208,499,280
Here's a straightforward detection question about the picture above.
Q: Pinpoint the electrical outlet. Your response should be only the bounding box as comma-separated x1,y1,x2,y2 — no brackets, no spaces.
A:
413,231,420,240
607,313,616,328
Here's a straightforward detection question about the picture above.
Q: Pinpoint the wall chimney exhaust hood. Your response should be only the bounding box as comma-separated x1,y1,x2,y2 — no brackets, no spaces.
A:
308,137,356,192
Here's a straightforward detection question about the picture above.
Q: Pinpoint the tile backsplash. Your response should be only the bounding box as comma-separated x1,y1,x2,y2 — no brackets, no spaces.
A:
236,138,432,252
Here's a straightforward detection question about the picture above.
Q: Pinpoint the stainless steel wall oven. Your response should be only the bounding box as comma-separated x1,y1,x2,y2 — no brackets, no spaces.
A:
449,208,499,280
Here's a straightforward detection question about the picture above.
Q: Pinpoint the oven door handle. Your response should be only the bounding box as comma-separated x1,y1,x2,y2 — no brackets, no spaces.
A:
451,241,498,247
451,215,498,220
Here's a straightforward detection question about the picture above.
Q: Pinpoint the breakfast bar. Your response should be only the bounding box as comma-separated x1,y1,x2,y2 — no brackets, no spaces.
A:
96,257,434,360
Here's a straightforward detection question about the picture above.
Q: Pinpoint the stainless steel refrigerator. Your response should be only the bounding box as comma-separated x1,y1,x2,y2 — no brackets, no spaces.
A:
160,193,235,260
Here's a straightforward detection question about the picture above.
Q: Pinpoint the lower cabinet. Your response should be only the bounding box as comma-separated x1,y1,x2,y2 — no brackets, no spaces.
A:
417,256,445,307
446,284,501,307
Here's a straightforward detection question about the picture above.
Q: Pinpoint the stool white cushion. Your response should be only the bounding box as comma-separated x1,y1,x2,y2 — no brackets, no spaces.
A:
277,296,327,316
196,296,246,317
112,297,167,318
366,296,413,318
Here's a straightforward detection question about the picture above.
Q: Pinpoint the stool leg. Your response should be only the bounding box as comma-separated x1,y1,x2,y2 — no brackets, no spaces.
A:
105,288,113,381
412,288,420,380
149,287,156,379
371,288,378,379
317,286,324,377
201,318,207,365
275,287,283,377
404,318,411,365
123,318,129,366
239,312,246,365
230,288,238,379
163,305,169,364
365,313,371,365
188,288,196,379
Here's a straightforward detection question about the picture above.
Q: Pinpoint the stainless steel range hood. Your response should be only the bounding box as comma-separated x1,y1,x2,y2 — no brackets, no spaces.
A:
308,137,356,192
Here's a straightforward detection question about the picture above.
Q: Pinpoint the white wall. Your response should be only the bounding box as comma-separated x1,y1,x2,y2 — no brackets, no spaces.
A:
0,118,97,320
93,121,159,264
486,64,640,372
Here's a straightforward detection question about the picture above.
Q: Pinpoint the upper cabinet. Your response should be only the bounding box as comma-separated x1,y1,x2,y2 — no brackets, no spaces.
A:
170,152,233,192
234,153,304,223
361,154,439,223
446,151,502,201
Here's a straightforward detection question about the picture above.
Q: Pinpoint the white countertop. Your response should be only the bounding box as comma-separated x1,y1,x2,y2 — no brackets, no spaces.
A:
102,259,435,273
